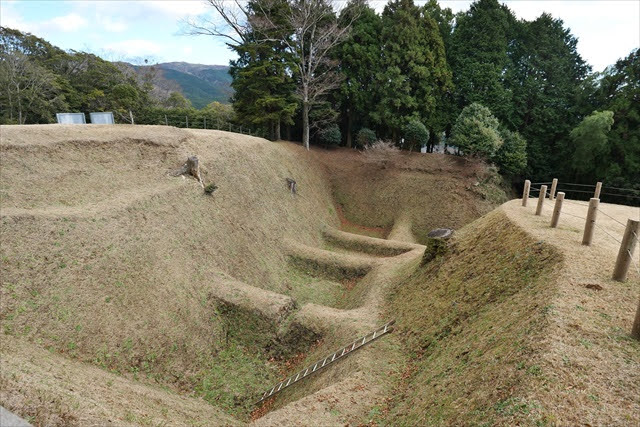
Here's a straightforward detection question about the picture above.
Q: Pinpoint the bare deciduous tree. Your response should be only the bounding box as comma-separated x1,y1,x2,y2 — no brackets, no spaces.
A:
186,0,354,150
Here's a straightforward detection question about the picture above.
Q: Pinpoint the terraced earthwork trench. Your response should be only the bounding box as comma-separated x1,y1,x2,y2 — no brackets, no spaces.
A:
4,125,635,426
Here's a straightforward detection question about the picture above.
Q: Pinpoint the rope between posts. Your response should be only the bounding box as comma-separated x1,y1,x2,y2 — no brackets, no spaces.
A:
596,208,628,228
562,199,589,207
594,223,622,244
600,192,640,200
562,211,587,220
556,188,595,194
556,188,640,200
531,181,639,194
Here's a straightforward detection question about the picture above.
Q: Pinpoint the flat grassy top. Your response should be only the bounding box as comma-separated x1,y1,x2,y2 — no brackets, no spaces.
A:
503,198,640,425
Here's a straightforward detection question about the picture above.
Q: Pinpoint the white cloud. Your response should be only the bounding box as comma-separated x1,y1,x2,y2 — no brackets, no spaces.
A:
0,1,37,32
183,46,193,55
99,16,127,33
144,1,209,18
105,39,163,57
43,13,88,32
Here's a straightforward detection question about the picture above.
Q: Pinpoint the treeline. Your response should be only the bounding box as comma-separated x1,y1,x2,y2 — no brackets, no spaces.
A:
218,0,638,190
0,27,235,131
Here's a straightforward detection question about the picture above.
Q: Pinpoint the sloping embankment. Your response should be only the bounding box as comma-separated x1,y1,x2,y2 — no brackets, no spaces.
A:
0,125,337,422
384,200,640,425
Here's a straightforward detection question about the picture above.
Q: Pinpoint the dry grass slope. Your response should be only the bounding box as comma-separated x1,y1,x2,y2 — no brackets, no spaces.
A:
385,200,640,426
9,124,614,426
1,125,337,421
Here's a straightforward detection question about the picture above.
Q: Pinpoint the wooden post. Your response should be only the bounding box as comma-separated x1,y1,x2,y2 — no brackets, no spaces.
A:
550,178,558,201
204,117,207,129
550,192,565,228
186,116,189,128
535,185,547,216
582,198,599,246
612,219,639,282
522,180,531,207
129,110,134,125
164,115,168,126
632,297,640,340
594,181,602,199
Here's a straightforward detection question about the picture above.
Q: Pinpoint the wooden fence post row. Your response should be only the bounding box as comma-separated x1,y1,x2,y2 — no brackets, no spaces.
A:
522,180,531,207
612,219,639,282
582,198,599,246
535,185,547,216
550,192,565,228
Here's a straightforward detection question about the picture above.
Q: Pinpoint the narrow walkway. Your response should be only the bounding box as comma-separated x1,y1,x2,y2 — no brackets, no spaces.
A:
503,198,639,425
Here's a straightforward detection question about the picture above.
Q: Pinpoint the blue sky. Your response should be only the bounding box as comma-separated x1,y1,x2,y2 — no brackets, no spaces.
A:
1,0,639,71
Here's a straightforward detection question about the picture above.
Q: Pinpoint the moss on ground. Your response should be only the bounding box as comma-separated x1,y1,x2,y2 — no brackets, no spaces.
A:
384,210,562,425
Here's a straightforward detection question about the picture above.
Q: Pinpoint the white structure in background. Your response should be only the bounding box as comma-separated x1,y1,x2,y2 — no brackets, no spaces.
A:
90,112,115,124
56,113,86,124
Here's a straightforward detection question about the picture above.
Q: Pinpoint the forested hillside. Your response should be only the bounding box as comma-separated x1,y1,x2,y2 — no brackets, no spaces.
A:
0,27,235,131
121,62,232,108
1,0,638,194
213,0,639,193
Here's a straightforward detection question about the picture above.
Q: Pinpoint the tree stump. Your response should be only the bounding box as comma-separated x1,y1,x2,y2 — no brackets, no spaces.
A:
285,178,297,195
173,156,204,187
421,228,454,265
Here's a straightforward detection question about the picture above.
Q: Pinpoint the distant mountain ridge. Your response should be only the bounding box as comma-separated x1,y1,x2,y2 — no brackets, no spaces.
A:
118,61,233,108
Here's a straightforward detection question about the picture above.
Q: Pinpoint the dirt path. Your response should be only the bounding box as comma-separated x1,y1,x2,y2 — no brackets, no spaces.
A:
503,198,640,425
386,212,417,243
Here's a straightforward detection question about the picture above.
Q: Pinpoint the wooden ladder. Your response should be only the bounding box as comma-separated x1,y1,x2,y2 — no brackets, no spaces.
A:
256,320,395,404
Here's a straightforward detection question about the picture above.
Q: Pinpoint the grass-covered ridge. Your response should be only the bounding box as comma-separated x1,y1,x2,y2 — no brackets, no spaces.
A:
385,209,562,425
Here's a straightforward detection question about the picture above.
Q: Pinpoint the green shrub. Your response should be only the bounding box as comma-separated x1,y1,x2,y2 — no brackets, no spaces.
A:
451,103,502,157
356,127,377,147
403,120,429,151
494,129,527,175
319,124,341,145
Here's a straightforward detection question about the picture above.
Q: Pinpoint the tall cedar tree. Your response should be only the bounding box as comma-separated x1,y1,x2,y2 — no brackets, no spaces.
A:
449,0,515,125
508,13,590,181
230,0,297,141
334,0,382,147
374,0,452,142
423,0,456,149
592,49,640,190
